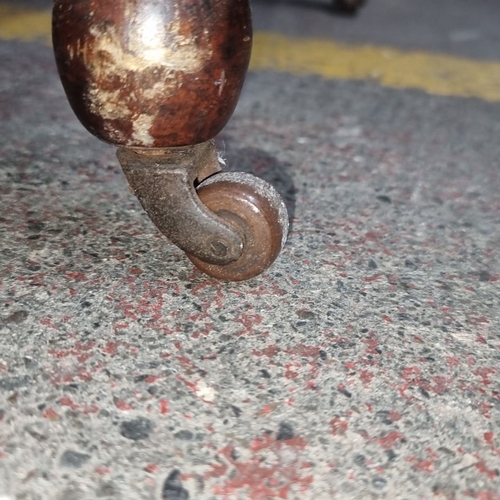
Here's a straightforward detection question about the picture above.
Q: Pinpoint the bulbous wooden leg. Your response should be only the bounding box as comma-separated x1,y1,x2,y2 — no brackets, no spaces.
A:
52,0,288,280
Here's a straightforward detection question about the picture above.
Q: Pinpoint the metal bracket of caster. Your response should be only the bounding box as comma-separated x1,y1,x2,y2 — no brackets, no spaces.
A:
118,140,244,266
118,140,289,281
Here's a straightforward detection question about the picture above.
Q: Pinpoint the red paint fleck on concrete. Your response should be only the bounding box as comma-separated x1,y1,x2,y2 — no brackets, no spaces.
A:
475,461,498,480
480,403,493,419
484,432,494,446
475,368,496,385
330,417,348,436
65,271,87,281
235,313,263,336
389,411,402,422
406,456,434,473
377,431,406,449
284,362,300,380
252,345,278,357
102,341,119,355
363,274,383,282
359,370,374,386
40,317,58,329
211,434,313,499
204,462,229,479
176,375,198,392
59,396,79,411
250,433,308,452
474,492,500,500
42,408,60,421
115,399,133,411
95,466,111,475
177,356,194,371
145,464,158,474
284,344,320,358
160,399,170,415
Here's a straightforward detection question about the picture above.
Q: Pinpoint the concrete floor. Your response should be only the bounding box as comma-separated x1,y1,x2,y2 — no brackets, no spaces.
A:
1,1,500,499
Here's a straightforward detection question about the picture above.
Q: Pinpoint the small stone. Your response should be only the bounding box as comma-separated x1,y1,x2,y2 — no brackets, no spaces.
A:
297,310,316,320
162,469,190,500
376,195,391,204
479,270,491,282
375,410,393,425
338,387,352,398
230,405,242,417
405,259,417,269
419,387,430,399
23,356,37,369
368,259,378,270
25,422,48,441
353,454,366,468
277,422,294,441
372,476,387,489
96,482,117,498
120,417,154,441
174,430,194,441
432,482,459,497
27,221,45,232
0,376,30,391
60,450,91,468
3,310,29,324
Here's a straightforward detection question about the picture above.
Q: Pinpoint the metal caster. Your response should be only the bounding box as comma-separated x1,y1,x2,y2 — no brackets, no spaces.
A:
52,0,288,281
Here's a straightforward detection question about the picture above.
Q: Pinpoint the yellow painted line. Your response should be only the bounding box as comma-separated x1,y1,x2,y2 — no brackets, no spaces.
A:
0,5,51,44
2,4,500,102
251,32,500,102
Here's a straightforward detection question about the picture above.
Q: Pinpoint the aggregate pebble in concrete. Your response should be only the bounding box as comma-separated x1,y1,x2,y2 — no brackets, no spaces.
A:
1,40,500,499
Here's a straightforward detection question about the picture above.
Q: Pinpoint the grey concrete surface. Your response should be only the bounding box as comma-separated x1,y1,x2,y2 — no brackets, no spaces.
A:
1,2,500,500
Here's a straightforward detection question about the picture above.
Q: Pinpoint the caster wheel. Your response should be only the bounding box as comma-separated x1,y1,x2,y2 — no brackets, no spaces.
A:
187,172,289,281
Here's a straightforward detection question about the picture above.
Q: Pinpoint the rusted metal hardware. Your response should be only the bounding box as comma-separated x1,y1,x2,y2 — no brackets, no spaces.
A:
118,141,244,266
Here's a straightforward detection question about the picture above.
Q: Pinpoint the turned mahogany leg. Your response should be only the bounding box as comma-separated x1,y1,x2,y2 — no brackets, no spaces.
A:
52,0,288,281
